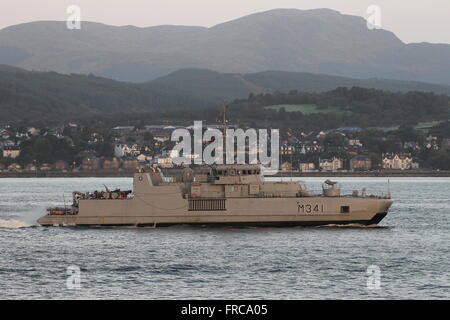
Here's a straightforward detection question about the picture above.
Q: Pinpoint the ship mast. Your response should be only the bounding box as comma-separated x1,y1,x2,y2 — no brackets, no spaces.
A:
221,104,228,163
222,104,228,138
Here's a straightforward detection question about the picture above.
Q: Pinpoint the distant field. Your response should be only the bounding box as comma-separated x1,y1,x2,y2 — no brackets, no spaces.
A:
366,120,447,132
263,104,348,114
414,121,445,130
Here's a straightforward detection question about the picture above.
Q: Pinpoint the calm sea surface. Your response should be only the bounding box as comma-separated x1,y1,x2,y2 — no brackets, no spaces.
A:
0,177,449,299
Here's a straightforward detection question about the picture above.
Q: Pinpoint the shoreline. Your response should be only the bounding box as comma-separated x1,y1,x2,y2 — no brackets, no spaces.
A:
1,170,450,178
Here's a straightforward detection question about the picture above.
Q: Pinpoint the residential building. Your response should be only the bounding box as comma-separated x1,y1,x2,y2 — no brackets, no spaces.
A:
40,163,53,171
24,163,37,171
299,162,315,172
122,159,139,170
82,157,101,171
137,154,152,163
102,158,121,170
7,163,21,171
0,140,14,148
424,136,439,150
27,127,39,136
281,162,293,172
54,160,69,171
348,139,363,147
114,144,143,158
319,157,343,172
114,144,129,158
382,153,417,170
156,156,174,168
280,145,295,155
2,146,20,159
350,155,372,171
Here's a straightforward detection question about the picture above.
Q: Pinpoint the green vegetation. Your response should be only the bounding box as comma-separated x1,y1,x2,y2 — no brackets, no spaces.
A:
263,104,349,115
414,121,445,130
1,64,449,133
15,135,77,165
0,66,209,123
4,125,116,167
23,86,446,133
229,87,450,130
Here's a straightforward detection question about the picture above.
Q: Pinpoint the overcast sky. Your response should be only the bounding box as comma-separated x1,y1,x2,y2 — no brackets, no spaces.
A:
2,0,449,44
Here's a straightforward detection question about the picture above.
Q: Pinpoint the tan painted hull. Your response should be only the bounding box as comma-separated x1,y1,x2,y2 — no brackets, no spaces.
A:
38,193,392,227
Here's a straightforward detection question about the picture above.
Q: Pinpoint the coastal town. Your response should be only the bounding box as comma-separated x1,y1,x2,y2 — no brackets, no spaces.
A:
1,120,449,176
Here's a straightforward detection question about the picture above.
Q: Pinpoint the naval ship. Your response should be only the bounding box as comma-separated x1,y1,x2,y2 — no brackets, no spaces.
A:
38,165,393,227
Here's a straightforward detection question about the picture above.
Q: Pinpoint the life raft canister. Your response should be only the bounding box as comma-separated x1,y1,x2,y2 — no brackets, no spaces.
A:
191,183,201,198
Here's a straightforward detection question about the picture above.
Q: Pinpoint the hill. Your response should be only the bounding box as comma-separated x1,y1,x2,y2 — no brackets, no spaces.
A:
0,65,209,122
2,65,450,123
0,9,449,84
228,86,450,129
149,69,450,102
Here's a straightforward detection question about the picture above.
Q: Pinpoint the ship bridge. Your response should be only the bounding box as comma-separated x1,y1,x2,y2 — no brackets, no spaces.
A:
209,164,263,185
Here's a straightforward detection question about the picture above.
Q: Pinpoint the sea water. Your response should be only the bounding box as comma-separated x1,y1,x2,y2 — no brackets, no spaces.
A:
0,177,448,299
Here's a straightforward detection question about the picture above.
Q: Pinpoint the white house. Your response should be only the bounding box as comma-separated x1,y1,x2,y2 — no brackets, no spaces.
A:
114,144,142,158
27,127,39,136
156,156,174,168
348,139,363,147
280,145,295,155
137,154,152,162
382,153,418,170
319,157,343,172
2,146,20,159
299,162,316,172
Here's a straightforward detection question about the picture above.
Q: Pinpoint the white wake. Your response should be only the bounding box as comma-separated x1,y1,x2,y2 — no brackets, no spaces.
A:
0,219,33,228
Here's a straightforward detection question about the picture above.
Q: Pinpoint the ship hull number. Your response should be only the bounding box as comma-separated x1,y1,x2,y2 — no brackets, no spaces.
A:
297,202,324,214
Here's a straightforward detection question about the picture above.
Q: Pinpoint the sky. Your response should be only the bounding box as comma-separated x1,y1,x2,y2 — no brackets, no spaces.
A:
1,0,450,44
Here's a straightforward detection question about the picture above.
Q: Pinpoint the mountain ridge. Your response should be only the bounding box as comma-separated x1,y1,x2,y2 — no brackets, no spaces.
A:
149,68,450,101
0,8,449,84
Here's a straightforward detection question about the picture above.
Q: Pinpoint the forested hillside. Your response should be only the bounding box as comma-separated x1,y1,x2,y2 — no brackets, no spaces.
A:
0,65,209,122
227,87,450,129
1,66,449,129
150,69,450,102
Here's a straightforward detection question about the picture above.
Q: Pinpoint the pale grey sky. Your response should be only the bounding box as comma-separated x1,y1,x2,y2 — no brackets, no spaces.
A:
2,0,449,43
